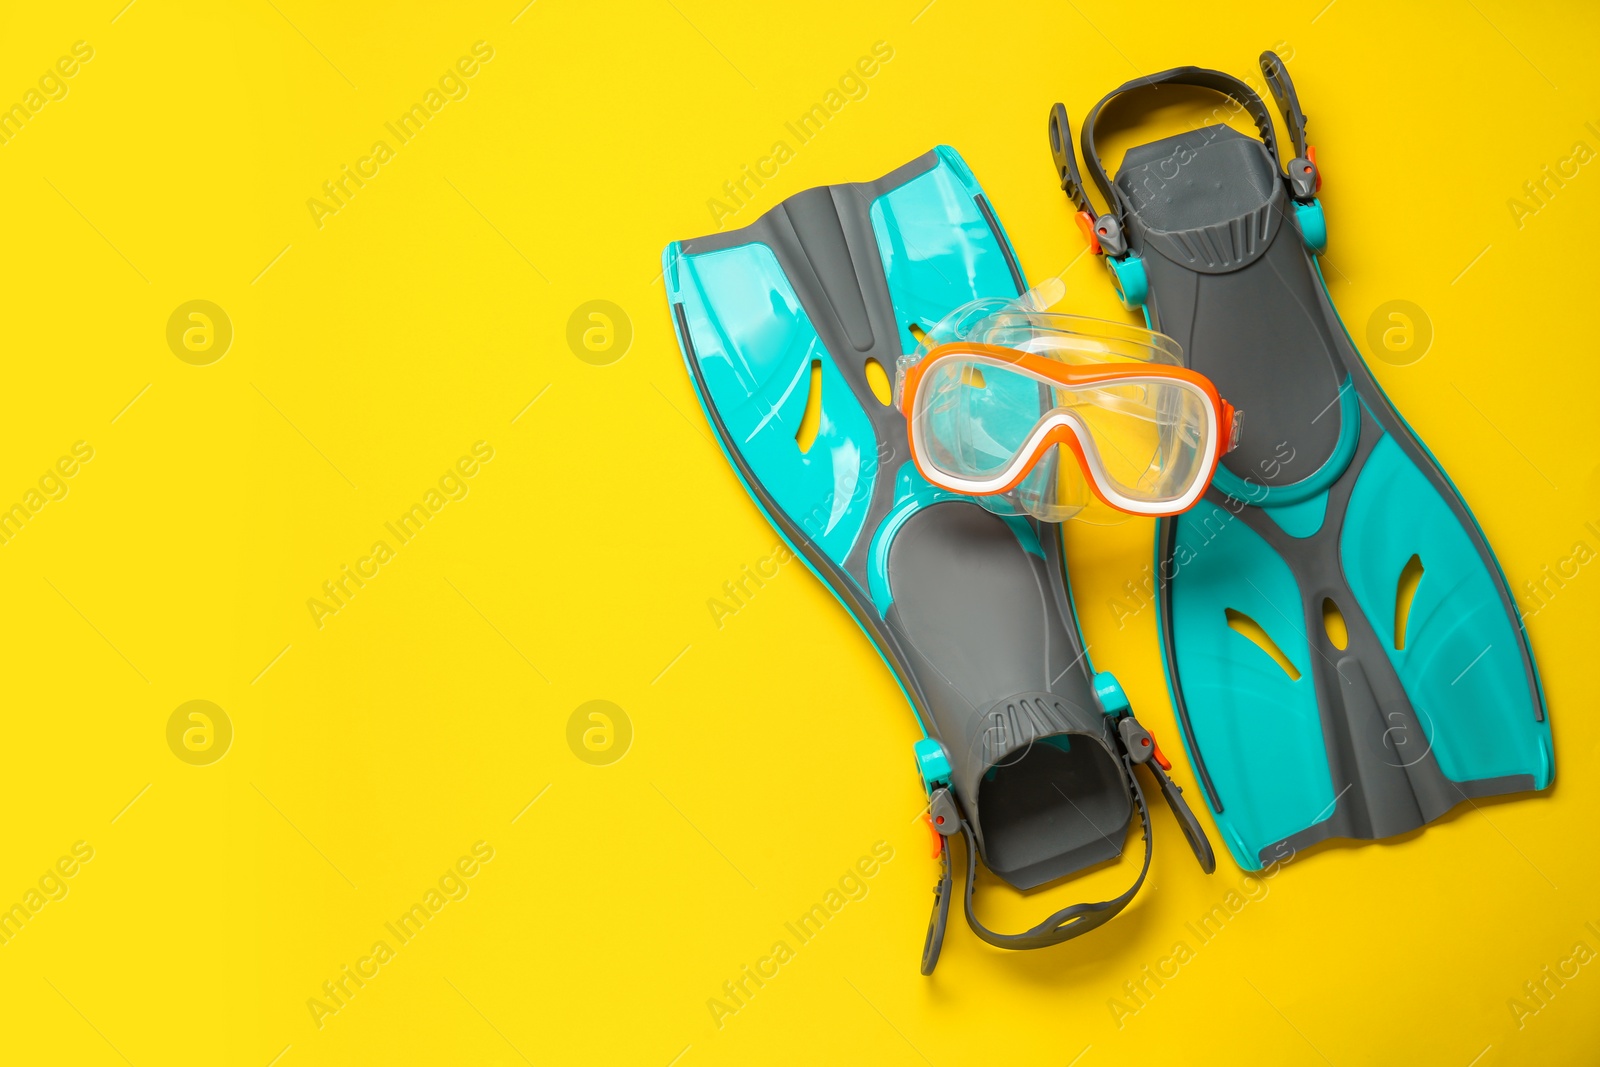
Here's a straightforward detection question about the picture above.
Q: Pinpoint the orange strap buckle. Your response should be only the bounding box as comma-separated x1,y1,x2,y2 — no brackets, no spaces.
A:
1074,210,1102,255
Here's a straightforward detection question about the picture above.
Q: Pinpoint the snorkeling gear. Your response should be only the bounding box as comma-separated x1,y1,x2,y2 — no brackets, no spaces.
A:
1047,55,1553,870
664,147,1214,973
895,298,1240,522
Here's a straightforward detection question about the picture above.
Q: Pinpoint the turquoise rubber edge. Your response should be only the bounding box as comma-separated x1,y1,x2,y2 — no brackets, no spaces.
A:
664,240,928,736
913,737,952,788
660,148,1038,745
1311,257,1553,753
1260,490,1329,539
1093,671,1129,714
1151,518,1256,866
941,144,1024,255
1109,254,1148,308
867,466,1043,614
665,241,934,739
1152,212,1556,872
1294,200,1327,253
1210,376,1359,505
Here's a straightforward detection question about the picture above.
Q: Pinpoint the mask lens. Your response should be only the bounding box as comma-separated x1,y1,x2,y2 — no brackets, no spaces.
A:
1057,377,1213,507
913,355,1049,484
903,312,1229,522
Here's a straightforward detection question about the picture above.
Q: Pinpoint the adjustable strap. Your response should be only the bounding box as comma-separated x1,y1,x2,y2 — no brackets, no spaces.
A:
1259,51,1309,160
958,753,1154,951
1048,102,1093,216
919,831,954,975
919,715,1215,971
1080,67,1282,224
1118,717,1215,873
1051,59,1321,253
1259,50,1320,201
1048,102,1123,256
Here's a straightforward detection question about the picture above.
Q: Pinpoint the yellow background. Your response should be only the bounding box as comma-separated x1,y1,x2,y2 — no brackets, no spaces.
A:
2,0,1597,1064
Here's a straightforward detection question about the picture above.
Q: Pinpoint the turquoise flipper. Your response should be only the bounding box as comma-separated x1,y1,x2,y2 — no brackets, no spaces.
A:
1341,434,1554,787
1059,58,1552,870
672,240,880,567
665,147,1216,968
1168,500,1332,866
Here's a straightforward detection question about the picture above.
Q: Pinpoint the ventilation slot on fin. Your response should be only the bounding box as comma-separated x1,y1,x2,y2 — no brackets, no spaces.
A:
1225,608,1301,681
907,323,928,344
1322,598,1348,650
961,366,987,388
864,357,892,406
1394,554,1424,650
796,359,822,453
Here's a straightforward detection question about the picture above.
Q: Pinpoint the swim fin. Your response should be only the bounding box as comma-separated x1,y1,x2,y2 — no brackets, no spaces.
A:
664,147,1214,971
1047,57,1553,870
